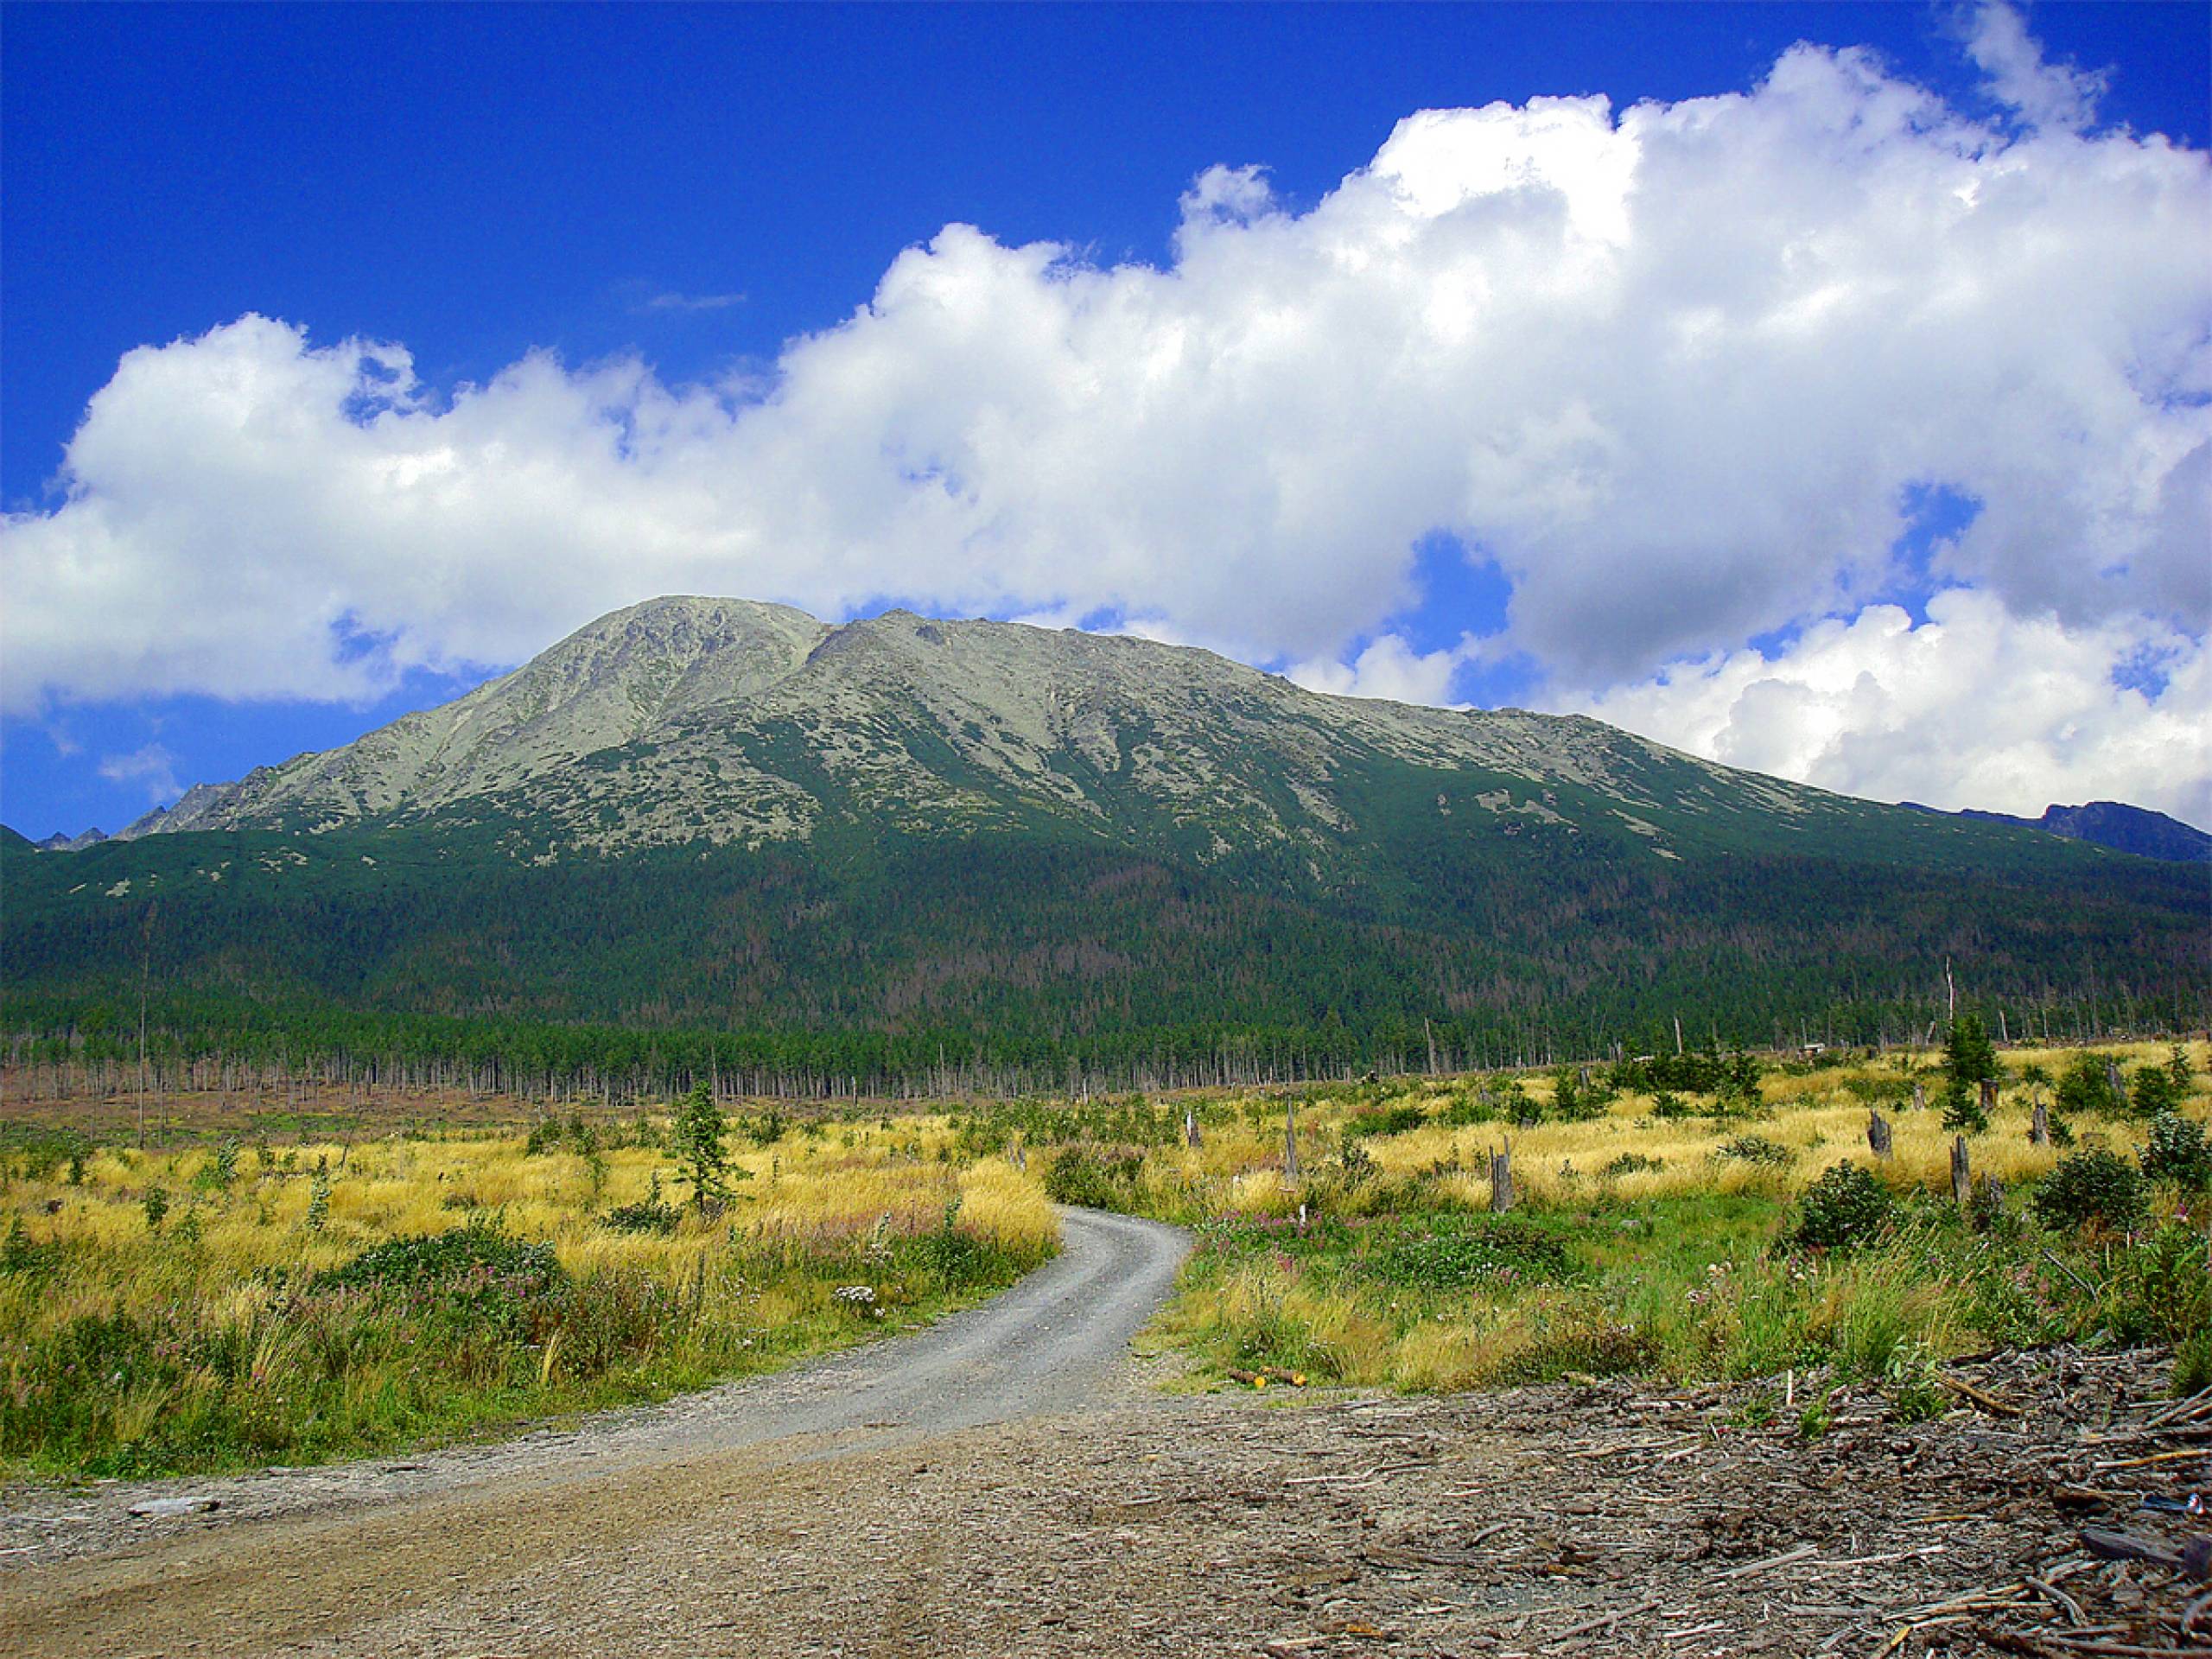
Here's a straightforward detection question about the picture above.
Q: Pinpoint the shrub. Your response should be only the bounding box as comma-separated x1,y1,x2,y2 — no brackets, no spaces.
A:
1648,1090,1696,1120
2033,1147,2146,1233
1044,1142,1145,1209
2140,1113,2212,1188
1440,1092,1498,1128
1715,1135,1792,1168
2129,1065,2183,1120
2055,1052,2123,1119
143,1186,170,1232
193,1141,239,1194
1344,1103,1427,1141
1361,1213,1575,1290
602,1173,679,1234
316,1217,566,1301
1791,1163,1895,1250
1599,1153,1665,1180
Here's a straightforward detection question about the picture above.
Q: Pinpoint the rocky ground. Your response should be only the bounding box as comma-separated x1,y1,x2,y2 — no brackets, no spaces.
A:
6,1344,2205,1657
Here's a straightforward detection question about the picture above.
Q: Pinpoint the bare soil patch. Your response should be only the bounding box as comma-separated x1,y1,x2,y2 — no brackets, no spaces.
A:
6,1344,2202,1657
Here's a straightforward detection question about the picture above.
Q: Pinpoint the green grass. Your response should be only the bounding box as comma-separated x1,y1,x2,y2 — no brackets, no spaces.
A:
1158,1175,2206,1397
0,1210,1046,1479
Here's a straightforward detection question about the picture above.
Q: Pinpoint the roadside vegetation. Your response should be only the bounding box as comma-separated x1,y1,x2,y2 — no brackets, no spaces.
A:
0,1093,1052,1478
953,1038,2210,1408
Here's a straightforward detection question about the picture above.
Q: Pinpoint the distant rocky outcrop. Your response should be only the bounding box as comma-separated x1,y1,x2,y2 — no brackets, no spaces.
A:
29,828,109,853
1903,799,2209,863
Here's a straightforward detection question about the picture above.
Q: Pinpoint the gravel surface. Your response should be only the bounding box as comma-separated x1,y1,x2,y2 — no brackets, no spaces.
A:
5,1210,2206,1658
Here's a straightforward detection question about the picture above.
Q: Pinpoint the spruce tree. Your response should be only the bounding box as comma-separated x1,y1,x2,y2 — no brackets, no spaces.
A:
1942,1012,1999,1133
671,1081,732,1211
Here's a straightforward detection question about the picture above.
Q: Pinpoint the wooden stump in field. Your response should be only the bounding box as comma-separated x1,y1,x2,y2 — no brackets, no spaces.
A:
1490,1145,1515,1213
1912,1082,1927,1114
1867,1109,1893,1160
2031,1100,2050,1145
1950,1135,1973,1208
1980,1077,1999,1118
1283,1098,1300,1184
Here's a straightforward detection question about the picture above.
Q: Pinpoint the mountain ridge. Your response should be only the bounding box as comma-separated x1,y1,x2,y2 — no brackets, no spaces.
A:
103,596,1909,868
1901,799,2210,864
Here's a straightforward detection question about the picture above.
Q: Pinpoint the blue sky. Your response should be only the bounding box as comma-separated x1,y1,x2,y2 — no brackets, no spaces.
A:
4,3,2209,837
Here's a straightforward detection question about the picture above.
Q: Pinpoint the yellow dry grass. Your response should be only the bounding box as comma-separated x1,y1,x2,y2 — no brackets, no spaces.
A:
3,1112,1057,1330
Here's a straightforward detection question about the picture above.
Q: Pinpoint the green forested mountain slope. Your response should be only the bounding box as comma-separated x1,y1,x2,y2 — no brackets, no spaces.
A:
5,600,2204,1088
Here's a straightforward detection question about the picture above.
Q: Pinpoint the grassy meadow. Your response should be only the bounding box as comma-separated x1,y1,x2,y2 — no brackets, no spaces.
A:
3,1035,2205,1479
955,1039,2210,1409
0,1103,1053,1478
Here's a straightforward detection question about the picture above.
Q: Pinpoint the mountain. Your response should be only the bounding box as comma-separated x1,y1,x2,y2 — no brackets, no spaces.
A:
1902,800,2210,864
113,595,1825,866
30,828,108,853
6,599,2204,1090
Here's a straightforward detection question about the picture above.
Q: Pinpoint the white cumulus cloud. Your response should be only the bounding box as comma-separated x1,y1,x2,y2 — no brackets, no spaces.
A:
3,3,2205,823
1576,589,2211,827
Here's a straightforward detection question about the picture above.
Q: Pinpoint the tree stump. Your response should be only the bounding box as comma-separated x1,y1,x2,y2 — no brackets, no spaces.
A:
1490,1145,1515,1214
1950,1135,1973,1208
2031,1100,2050,1145
1912,1082,1927,1113
1867,1109,1893,1160
1185,1104,1202,1150
1980,1077,1999,1117
2107,1061,2127,1103
1283,1099,1300,1183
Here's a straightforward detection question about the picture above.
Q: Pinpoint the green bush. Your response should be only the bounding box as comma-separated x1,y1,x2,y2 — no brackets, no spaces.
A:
1343,1103,1427,1141
1715,1135,1792,1168
2055,1052,2124,1118
602,1173,679,1234
2129,1066,2183,1120
1790,1162,1896,1250
1440,1092,1499,1128
1361,1213,1575,1289
2033,1147,2146,1232
2140,1113,2212,1188
316,1217,567,1300
1044,1142,1146,1209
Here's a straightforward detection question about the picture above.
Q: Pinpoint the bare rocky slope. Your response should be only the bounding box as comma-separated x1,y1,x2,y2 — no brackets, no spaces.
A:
118,596,1831,861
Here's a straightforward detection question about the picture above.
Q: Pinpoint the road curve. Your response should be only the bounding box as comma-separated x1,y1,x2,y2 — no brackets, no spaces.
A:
1,1206,1190,1656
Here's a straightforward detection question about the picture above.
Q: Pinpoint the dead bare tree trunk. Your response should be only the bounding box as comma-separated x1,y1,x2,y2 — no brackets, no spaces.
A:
1980,1077,1999,1119
1912,1081,1927,1114
1185,1104,1201,1150
1950,1135,1972,1208
1283,1098,1300,1184
2031,1100,2050,1145
1490,1143,1515,1213
1867,1109,1893,1160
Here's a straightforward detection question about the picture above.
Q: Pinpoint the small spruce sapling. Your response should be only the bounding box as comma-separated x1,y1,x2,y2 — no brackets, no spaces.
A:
1941,1013,1999,1133
671,1082,750,1213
